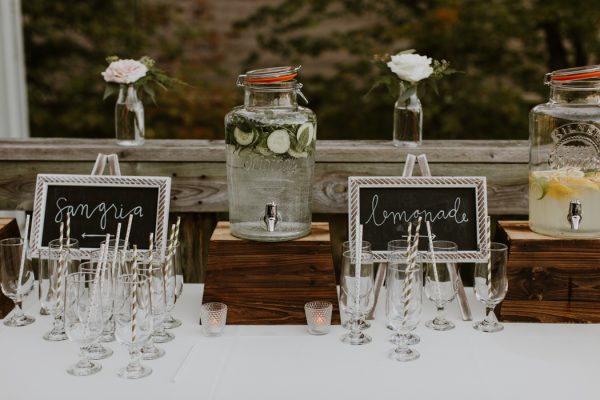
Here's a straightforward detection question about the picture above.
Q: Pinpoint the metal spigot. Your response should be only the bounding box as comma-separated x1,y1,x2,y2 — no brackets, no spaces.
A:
264,202,278,232
567,200,582,230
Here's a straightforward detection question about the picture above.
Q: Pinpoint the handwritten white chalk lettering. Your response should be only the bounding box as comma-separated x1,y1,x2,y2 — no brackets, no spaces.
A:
364,195,468,227
55,197,143,230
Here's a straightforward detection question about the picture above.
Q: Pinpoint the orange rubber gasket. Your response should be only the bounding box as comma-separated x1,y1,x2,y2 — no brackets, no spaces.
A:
552,71,600,81
245,73,298,83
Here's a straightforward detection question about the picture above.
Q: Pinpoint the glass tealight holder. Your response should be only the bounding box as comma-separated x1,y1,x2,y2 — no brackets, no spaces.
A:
305,301,332,335
200,302,227,337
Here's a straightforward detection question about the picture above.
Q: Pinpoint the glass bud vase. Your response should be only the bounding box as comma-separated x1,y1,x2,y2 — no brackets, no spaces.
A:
115,85,145,146
392,85,422,147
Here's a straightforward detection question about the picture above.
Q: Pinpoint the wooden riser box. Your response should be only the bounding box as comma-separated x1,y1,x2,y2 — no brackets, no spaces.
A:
203,222,341,325
496,221,600,323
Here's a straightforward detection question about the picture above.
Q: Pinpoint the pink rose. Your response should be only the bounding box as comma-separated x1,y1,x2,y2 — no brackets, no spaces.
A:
101,59,148,84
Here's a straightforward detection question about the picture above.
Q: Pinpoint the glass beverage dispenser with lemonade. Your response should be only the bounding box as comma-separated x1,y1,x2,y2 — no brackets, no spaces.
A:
529,65,600,237
225,66,316,241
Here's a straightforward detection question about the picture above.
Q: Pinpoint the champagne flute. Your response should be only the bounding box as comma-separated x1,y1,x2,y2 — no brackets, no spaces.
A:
79,260,113,359
0,238,35,327
473,242,508,332
139,255,172,361
385,239,423,346
339,248,374,345
64,271,104,376
386,240,421,346
341,240,372,330
424,241,458,331
114,273,153,379
98,238,127,342
163,239,183,329
40,238,79,340
386,258,422,361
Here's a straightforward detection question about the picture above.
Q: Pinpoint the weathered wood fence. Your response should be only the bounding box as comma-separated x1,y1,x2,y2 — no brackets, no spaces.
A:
0,139,529,282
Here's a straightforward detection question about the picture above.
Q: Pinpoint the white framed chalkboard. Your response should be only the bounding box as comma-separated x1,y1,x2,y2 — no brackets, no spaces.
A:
30,174,171,258
348,176,488,262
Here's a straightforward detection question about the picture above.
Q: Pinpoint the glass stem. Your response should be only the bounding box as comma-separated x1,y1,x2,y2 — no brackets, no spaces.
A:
13,300,25,321
434,305,445,323
128,347,142,371
350,314,362,336
52,309,64,331
484,306,495,324
77,346,91,368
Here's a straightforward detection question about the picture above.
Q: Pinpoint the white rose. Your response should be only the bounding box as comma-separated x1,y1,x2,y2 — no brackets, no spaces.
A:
387,53,433,83
101,59,148,84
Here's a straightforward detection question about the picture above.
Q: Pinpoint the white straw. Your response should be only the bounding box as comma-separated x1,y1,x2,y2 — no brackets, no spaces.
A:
111,223,122,277
174,216,181,244
354,217,363,316
123,214,134,251
16,215,30,297
425,221,442,299
403,217,422,325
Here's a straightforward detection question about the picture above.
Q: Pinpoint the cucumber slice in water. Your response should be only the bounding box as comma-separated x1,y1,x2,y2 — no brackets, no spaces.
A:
288,148,308,158
233,127,254,145
296,122,314,149
267,129,291,154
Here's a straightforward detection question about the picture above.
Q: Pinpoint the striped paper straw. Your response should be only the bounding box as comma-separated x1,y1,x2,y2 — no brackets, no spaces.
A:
403,217,422,325
486,216,493,304
131,245,138,346
353,216,363,316
16,214,30,297
56,222,65,310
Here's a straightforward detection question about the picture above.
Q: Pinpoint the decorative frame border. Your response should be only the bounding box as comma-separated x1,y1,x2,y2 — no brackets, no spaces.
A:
30,174,171,259
348,176,488,263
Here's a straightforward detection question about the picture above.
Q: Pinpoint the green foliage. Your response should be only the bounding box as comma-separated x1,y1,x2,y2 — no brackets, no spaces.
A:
21,0,600,141
235,0,600,140
22,0,231,140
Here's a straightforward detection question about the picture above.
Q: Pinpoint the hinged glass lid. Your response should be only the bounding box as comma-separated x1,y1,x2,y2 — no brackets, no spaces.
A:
545,65,600,85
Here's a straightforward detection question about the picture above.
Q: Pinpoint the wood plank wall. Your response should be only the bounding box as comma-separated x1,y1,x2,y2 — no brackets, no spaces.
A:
0,139,529,282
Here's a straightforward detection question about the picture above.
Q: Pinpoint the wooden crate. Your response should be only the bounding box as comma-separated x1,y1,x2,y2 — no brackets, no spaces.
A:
203,222,341,325
496,220,600,323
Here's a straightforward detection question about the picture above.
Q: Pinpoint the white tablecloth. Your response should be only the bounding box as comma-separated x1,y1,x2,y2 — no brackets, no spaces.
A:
1,284,599,400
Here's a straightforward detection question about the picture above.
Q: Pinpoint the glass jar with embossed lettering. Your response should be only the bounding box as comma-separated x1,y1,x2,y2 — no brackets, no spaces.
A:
529,65,600,237
225,66,316,241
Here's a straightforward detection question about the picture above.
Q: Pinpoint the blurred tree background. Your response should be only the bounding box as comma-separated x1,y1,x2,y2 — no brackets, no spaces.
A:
21,0,600,141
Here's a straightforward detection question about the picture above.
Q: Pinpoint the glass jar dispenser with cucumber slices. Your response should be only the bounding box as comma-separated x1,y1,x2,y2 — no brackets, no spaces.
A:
225,66,316,241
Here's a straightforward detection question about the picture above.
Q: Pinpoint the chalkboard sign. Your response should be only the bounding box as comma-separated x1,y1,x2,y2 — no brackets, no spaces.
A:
348,176,488,262
30,174,171,258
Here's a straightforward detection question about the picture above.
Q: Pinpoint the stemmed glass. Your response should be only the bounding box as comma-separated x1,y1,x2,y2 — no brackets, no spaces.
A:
386,257,422,361
339,248,374,345
386,239,423,346
424,241,458,331
64,271,104,376
98,238,126,342
138,255,172,361
163,239,183,329
473,242,508,332
387,240,421,346
40,238,79,340
341,240,372,330
114,273,153,379
79,260,113,360
0,238,35,327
